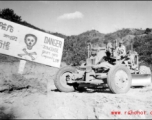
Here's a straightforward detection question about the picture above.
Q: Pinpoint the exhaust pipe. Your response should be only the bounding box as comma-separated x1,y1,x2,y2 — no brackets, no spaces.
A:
131,74,152,86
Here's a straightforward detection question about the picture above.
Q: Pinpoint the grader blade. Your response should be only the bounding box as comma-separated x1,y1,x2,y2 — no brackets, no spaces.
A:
131,74,152,86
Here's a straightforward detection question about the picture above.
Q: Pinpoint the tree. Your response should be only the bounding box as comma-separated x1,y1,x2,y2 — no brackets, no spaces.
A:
144,28,151,34
0,8,22,23
0,8,48,34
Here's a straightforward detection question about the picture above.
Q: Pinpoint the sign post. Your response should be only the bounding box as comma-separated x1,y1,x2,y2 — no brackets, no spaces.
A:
18,60,26,74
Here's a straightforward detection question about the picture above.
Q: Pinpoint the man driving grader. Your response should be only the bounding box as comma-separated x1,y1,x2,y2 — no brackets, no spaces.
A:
106,40,126,60
116,40,126,60
90,39,127,68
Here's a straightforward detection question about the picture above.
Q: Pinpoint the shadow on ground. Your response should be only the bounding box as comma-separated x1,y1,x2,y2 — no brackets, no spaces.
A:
51,87,112,94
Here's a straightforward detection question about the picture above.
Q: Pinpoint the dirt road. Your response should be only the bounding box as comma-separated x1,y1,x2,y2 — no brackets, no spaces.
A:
0,62,152,119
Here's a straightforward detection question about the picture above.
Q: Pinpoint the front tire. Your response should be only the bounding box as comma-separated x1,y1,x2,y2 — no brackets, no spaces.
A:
54,66,76,92
107,64,132,94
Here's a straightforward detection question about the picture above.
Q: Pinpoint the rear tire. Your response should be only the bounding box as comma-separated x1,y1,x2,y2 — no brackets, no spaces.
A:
107,64,132,94
54,66,76,92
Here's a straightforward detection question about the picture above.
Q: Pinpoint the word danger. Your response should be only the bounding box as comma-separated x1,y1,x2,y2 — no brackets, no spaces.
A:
44,36,62,48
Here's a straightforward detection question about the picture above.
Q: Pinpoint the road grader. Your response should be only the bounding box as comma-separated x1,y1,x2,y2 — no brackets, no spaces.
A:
54,40,152,94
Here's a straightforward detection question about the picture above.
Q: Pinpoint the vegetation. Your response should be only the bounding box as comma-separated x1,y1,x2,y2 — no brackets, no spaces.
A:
0,8,152,67
134,34,152,65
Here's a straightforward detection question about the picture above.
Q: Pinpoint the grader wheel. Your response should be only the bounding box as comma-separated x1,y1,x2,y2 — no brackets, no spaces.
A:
107,64,132,94
54,66,76,92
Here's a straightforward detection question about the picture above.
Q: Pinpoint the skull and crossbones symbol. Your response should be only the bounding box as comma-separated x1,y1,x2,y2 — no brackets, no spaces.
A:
18,34,37,60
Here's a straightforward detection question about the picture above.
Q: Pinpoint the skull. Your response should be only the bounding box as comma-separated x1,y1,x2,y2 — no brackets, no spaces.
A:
24,34,37,50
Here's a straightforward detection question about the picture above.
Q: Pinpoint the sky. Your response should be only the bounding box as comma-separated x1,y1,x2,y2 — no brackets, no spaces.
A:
0,1,152,36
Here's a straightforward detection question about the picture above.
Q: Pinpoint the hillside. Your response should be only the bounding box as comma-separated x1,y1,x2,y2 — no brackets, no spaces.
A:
62,28,151,65
62,30,105,65
78,29,105,42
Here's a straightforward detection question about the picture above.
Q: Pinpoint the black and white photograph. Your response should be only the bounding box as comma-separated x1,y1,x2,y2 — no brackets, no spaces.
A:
0,1,152,119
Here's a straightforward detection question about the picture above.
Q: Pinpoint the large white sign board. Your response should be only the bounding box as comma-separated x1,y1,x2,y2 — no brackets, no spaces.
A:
0,18,64,68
